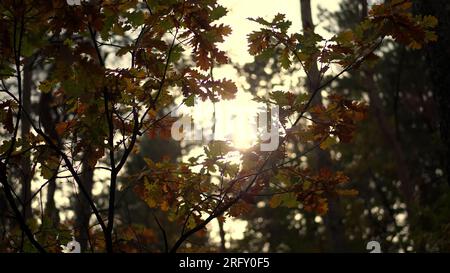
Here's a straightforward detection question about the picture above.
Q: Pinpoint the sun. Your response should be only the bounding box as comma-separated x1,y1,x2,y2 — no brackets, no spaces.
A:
211,91,260,150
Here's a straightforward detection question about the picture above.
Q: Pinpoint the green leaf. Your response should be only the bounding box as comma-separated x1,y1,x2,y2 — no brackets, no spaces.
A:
302,180,312,190
185,95,195,107
211,6,227,21
21,38,36,57
335,30,354,44
38,79,57,93
62,79,83,97
248,17,271,26
272,13,285,24
101,14,116,40
116,46,131,57
282,193,298,208
0,65,15,79
187,216,197,229
256,47,275,62
0,140,12,154
280,48,291,69
294,92,310,105
270,91,289,105
169,46,184,63
272,13,291,32
126,11,145,28
205,140,232,158
320,136,338,150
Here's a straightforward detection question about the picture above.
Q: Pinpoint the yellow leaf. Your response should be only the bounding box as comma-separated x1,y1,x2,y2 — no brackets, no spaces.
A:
269,194,282,208
320,136,337,150
408,41,422,50
423,15,438,28
160,201,169,211
336,30,354,43
302,181,312,190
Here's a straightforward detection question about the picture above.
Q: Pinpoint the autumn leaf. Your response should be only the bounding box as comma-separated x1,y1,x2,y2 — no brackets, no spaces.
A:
2,107,14,133
215,79,237,100
248,31,270,56
269,194,282,208
55,120,76,136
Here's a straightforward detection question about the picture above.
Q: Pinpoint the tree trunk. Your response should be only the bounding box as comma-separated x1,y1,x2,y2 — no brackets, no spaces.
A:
363,71,415,205
39,92,60,225
417,1,450,186
0,191,8,241
74,150,94,252
218,218,226,252
359,0,417,209
20,58,32,222
360,0,368,21
300,0,347,252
